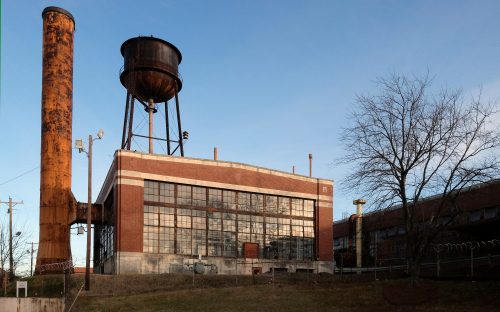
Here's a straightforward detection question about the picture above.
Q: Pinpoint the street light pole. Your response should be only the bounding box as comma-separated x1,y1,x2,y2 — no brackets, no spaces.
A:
85,134,92,291
76,129,103,291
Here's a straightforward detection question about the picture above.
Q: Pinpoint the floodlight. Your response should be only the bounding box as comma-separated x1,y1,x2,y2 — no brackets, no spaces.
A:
75,139,84,153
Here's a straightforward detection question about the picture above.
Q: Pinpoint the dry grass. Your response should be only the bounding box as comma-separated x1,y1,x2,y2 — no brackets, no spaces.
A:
69,277,500,312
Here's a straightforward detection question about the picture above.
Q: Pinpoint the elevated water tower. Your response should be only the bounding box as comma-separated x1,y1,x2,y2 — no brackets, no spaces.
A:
119,36,187,156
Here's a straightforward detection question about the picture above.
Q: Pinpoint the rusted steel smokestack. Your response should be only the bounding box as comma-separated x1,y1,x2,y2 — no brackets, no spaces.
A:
36,6,75,273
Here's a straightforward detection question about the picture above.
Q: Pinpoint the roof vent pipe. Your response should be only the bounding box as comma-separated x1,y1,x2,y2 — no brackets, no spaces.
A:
308,153,313,177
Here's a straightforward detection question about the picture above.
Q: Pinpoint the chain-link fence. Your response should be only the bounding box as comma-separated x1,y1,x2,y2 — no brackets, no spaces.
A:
334,238,500,280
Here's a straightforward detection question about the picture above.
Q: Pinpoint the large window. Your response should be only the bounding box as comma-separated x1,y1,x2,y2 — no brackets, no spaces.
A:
144,180,174,204
98,225,114,262
177,208,191,255
143,206,175,254
208,212,222,256
143,181,315,260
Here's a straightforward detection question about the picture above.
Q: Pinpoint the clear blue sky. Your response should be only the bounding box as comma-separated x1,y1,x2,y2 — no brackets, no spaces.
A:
1,0,500,270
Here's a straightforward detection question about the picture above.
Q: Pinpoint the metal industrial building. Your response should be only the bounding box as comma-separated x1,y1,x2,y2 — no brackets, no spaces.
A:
93,150,334,275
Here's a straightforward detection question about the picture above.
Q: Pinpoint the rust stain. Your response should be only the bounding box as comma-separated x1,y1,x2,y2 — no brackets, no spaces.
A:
36,8,75,273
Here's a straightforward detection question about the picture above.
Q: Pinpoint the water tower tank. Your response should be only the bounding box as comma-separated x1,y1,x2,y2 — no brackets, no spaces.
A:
120,36,182,103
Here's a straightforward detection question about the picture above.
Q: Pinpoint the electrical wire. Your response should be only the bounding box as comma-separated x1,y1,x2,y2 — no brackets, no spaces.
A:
0,166,40,187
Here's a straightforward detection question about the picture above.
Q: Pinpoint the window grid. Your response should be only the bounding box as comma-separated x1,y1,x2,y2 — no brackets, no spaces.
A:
143,181,316,260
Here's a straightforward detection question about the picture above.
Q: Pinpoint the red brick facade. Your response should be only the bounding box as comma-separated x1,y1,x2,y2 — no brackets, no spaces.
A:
97,150,334,263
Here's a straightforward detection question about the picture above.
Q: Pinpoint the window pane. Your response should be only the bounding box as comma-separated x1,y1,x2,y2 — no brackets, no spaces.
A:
291,199,303,217
266,196,278,214
159,182,175,204
208,230,223,256
304,200,314,218
177,228,192,255
278,197,290,215
208,212,222,231
238,192,251,211
251,194,264,213
223,191,237,210
178,185,192,205
193,186,206,207
208,189,223,208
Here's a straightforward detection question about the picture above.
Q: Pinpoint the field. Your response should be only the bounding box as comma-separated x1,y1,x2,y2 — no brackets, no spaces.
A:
6,274,500,311
65,275,500,312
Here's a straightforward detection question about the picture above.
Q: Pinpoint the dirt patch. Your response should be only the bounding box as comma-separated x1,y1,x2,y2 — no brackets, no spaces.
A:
382,279,437,306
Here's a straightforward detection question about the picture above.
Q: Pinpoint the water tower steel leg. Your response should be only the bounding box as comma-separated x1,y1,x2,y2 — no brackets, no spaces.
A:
121,92,131,149
174,83,184,157
126,96,135,150
148,99,154,154
165,101,171,155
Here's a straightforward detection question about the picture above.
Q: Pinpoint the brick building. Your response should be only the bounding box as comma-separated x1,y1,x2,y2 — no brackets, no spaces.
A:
93,150,333,275
333,180,500,268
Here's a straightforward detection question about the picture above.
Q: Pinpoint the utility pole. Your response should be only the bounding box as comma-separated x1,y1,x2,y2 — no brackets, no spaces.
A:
76,129,103,291
30,243,34,276
86,133,93,291
1,223,5,294
0,197,23,279
26,242,38,276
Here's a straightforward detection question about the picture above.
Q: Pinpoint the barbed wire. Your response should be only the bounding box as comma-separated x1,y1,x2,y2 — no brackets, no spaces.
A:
433,239,500,252
39,260,74,273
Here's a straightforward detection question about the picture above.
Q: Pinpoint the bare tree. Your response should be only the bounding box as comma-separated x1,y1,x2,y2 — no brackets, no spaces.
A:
0,222,30,279
340,73,500,281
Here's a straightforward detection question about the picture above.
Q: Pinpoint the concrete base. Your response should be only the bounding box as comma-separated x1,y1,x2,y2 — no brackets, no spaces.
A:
104,252,333,275
0,298,64,312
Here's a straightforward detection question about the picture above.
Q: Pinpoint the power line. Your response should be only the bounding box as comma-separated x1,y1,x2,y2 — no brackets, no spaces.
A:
0,166,39,187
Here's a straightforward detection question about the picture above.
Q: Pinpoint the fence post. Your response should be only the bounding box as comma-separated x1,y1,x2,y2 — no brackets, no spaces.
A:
470,247,474,279
340,253,343,280
436,251,440,278
272,260,275,288
374,232,378,281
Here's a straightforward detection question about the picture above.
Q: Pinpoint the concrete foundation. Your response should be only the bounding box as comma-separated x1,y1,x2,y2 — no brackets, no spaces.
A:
0,298,64,312
107,252,333,275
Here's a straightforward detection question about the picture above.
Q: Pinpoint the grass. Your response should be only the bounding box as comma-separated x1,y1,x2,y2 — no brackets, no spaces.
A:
70,278,500,312
5,274,500,311
2,274,66,298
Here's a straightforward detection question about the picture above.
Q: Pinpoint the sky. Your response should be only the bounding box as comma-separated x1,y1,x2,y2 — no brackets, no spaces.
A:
1,0,500,271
